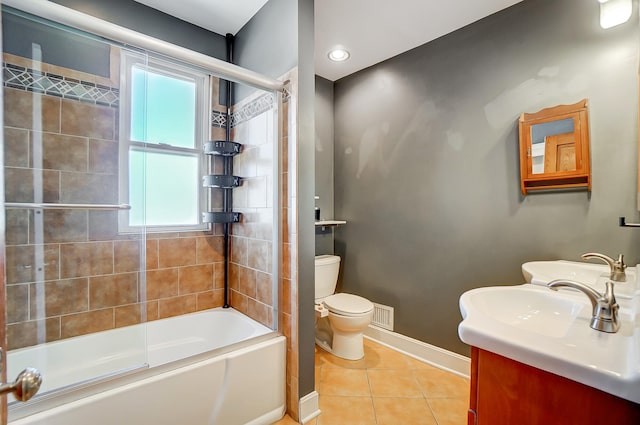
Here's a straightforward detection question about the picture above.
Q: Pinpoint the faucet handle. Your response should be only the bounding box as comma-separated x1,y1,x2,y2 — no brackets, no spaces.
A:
581,252,627,282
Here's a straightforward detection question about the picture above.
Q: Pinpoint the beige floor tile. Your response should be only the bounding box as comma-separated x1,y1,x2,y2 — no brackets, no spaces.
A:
367,369,423,398
373,397,438,425
364,339,410,369
319,347,367,369
427,397,469,425
319,367,371,396
413,366,470,399
317,395,377,425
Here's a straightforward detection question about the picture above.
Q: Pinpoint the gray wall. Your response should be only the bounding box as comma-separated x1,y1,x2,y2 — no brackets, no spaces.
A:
315,75,335,254
234,0,298,100
49,0,226,59
234,0,316,400
332,0,640,356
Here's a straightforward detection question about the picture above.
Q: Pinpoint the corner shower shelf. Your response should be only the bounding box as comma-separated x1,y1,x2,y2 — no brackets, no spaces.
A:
202,175,242,189
202,212,241,224
202,140,243,225
204,140,242,156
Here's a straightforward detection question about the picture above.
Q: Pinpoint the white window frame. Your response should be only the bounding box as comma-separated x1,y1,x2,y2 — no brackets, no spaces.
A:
119,51,210,233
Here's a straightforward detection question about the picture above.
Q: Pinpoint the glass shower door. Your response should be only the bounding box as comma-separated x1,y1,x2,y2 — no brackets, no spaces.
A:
2,8,148,406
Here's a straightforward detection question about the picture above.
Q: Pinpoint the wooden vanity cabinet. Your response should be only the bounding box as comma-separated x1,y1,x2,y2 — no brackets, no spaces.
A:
468,347,640,425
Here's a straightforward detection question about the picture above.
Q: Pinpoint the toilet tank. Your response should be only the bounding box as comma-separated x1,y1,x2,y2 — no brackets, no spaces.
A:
315,255,341,302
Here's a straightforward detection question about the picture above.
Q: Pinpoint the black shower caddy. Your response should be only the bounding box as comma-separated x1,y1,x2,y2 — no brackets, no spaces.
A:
202,140,243,224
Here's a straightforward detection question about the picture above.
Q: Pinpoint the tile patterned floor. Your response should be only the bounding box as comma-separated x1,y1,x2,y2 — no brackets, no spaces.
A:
273,338,470,425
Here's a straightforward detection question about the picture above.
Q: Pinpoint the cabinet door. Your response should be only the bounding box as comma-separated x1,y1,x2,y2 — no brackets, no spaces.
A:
473,349,640,425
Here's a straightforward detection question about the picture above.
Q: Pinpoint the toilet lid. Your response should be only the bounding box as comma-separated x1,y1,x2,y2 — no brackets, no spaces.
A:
324,293,374,316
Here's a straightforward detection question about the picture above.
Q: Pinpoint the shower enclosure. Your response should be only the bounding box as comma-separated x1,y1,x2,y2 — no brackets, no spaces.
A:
0,0,284,421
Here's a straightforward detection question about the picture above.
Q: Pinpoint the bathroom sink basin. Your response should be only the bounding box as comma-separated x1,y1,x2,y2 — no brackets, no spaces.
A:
522,260,638,299
459,284,640,403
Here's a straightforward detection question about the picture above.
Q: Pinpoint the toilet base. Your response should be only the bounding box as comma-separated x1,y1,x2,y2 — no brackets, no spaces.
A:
314,316,367,361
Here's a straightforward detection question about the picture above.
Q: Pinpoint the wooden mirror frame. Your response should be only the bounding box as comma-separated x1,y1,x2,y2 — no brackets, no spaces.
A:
518,99,591,195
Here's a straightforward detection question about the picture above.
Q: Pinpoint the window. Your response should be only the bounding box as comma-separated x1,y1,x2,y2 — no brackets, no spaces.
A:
119,53,209,232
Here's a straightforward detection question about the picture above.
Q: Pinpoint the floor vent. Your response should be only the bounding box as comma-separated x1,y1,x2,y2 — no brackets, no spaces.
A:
371,303,394,331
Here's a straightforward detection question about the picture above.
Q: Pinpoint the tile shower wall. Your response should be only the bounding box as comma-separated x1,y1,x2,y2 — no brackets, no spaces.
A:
3,52,229,350
229,91,278,328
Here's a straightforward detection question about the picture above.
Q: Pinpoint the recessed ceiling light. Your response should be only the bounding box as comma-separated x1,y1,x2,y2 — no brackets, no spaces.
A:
328,48,350,62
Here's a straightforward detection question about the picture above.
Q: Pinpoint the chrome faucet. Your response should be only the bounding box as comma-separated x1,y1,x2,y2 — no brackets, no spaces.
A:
581,252,627,282
547,279,620,333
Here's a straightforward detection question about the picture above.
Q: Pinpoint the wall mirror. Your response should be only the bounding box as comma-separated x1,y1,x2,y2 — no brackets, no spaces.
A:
518,99,591,195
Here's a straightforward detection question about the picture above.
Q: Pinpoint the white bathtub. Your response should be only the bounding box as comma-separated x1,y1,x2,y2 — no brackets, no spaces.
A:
8,308,286,425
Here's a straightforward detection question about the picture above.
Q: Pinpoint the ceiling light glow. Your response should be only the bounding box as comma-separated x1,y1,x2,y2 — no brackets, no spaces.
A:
328,48,350,62
600,0,632,29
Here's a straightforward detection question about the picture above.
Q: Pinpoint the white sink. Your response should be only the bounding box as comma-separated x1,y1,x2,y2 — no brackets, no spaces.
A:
522,260,638,299
458,284,640,403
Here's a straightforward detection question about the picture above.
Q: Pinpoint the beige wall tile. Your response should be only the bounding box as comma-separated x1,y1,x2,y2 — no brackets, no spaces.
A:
158,294,197,319
238,266,257,298
247,298,271,327
61,308,114,338
4,88,60,132
5,244,59,284
41,209,88,243
115,301,158,327
196,236,224,263
145,268,179,300
248,238,270,272
90,273,138,309
246,176,267,208
32,132,88,172
229,263,239,290
6,209,30,245
256,271,272,305
60,172,118,204
114,240,142,273
214,262,225,289
5,167,60,203
89,139,118,174
61,99,114,140
7,318,61,350
29,278,89,318
60,241,114,279
146,239,159,270
158,238,196,268
88,210,119,241
179,264,213,294
6,284,29,323
231,236,248,265
196,289,224,310
4,127,29,167
230,289,248,314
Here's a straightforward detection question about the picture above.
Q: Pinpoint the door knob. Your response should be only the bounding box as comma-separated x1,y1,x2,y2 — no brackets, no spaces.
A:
0,368,42,401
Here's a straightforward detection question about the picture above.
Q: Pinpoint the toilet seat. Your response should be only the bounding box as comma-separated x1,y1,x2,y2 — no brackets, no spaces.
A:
324,293,374,317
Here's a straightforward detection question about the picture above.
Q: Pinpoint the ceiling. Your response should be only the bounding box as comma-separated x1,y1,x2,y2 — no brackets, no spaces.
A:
133,0,524,81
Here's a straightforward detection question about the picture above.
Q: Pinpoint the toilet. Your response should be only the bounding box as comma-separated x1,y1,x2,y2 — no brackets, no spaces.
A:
314,255,374,360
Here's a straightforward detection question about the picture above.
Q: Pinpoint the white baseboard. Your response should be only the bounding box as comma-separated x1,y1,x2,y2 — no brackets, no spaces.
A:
298,390,321,424
364,326,471,378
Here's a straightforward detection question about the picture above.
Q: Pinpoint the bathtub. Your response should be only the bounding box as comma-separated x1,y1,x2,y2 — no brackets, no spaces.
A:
8,308,286,425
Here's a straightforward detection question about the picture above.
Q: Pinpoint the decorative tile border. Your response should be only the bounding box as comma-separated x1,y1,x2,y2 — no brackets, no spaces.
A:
231,92,276,127
211,110,227,128
3,61,289,128
3,63,119,107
